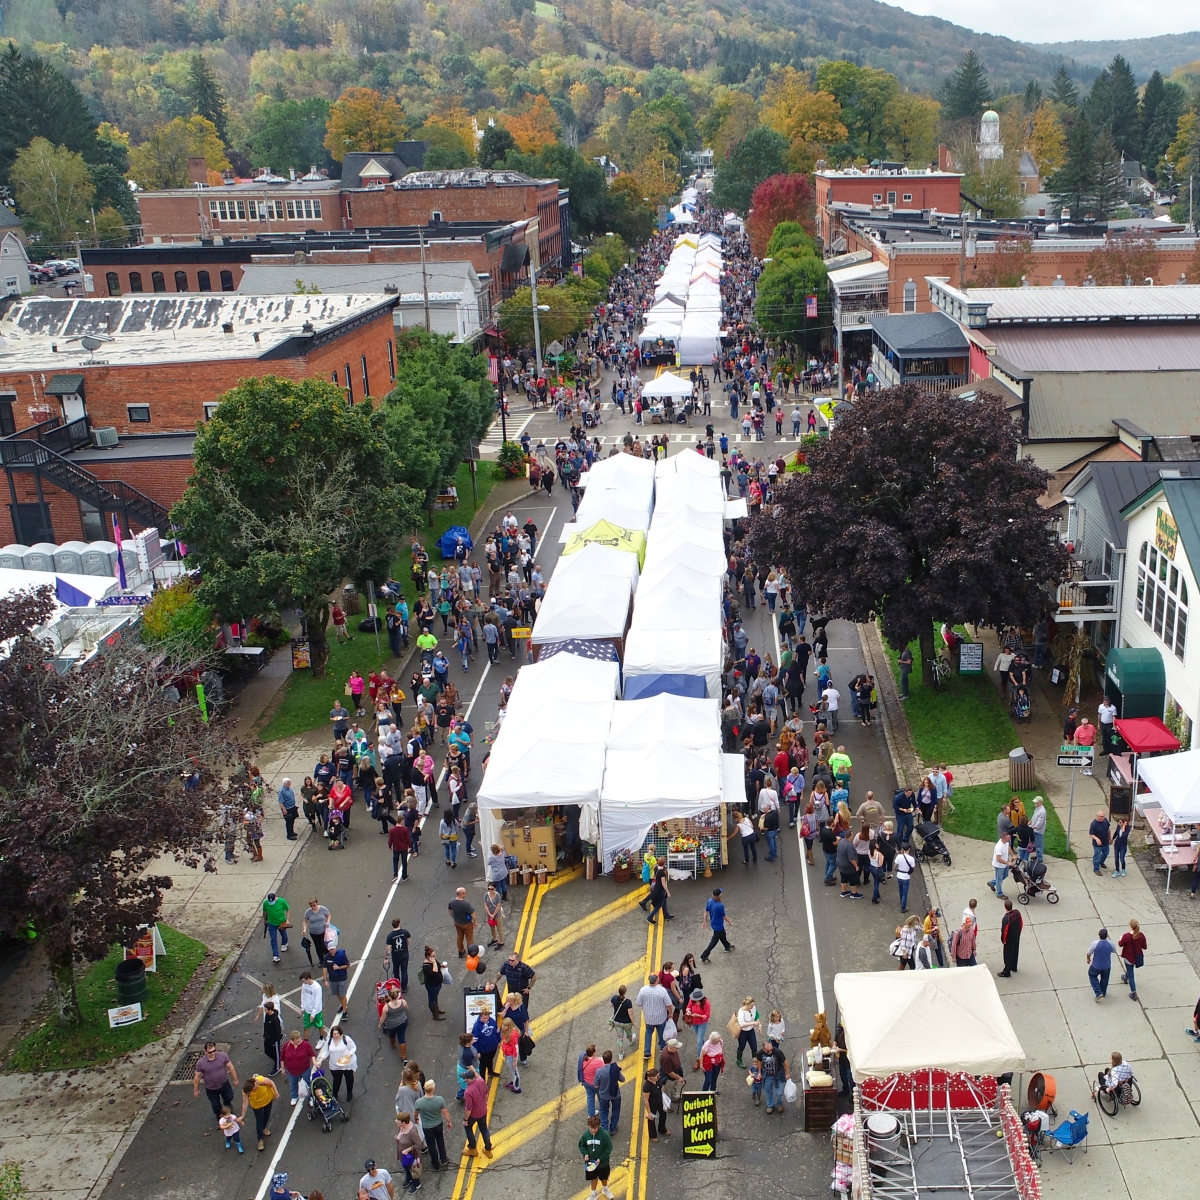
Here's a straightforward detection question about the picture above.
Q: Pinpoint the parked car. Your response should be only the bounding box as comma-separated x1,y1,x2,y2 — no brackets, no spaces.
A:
43,259,76,276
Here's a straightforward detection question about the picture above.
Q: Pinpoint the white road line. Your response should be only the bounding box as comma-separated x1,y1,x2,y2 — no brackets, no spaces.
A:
254,625,500,1198
774,604,825,1014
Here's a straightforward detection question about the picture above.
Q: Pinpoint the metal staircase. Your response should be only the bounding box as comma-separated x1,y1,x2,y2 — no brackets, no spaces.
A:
0,432,170,532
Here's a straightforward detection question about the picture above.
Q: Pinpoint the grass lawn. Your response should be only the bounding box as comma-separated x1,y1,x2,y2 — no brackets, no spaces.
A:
258,460,503,742
883,628,1020,766
6,926,209,1072
941,781,1075,861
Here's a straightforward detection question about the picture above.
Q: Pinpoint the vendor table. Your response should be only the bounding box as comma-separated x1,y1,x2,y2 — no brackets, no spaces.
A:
1142,803,1200,884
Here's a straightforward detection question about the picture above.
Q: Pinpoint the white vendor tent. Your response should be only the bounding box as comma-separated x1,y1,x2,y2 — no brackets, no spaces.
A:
552,542,640,586
632,580,721,631
641,532,727,576
656,451,722,479
834,967,1026,1080
500,693,615,742
636,561,724,603
506,652,621,704
654,473,728,514
530,573,632,644
607,694,719,749
1134,749,1200,823
640,372,695,399
638,322,681,345
476,736,607,810
571,494,653,533
623,628,724,699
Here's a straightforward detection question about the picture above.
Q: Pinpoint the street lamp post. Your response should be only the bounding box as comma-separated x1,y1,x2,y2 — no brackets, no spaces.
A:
530,263,545,378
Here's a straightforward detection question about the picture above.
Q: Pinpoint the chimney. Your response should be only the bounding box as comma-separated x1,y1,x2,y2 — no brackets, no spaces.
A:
937,144,954,173
188,157,209,186
289,168,296,181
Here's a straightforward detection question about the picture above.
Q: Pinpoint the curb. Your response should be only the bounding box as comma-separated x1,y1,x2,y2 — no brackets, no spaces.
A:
83,823,313,1200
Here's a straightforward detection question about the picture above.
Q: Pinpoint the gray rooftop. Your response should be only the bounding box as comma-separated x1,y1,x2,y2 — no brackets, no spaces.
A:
948,284,1200,325
392,170,554,189
0,293,397,371
871,312,969,356
989,324,1200,372
72,433,197,463
237,260,483,300
1067,460,1200,548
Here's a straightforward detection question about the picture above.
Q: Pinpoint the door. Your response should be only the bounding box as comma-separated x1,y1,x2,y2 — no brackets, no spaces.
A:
61,393,86,423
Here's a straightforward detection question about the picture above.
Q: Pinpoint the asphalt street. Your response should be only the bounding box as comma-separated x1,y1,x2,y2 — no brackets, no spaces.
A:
103,376,914,1200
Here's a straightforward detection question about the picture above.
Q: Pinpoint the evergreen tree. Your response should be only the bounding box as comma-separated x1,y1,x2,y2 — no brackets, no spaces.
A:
1049,65,1079,109
1048,109,1097,218
186,53,229,144
941,51,990,124
477,123,516,168
0,43,102,189
1091,130,1126,217
1023,81,1043,113
1140,73,1185,182
1104,55,1141,161
89,163,138,227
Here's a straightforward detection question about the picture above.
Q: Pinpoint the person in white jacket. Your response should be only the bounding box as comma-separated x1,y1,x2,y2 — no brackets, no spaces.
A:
319,1025,358,1103
299,971,324,1042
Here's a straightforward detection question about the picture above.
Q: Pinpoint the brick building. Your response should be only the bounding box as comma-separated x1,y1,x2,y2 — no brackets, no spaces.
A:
0,292,398,544
133,168,571,281
814,166,963,247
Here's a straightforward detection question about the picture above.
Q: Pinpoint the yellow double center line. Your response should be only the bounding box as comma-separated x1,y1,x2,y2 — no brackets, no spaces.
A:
448,877,664,1199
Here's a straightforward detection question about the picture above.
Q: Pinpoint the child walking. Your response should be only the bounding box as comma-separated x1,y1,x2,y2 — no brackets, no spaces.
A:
500,1017,522,1093
219,1105,245,1152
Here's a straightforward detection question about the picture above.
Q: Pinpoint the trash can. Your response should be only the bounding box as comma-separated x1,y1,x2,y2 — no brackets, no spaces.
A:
340,583,362,616
1009,747,1035,791
115,956,147,1004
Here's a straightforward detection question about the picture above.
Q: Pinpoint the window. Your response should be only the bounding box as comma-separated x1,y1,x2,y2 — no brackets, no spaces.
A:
106,272,121,296
0,394,15,437
127,404,151,423
151,271,166,293
903,281,917,313
902,193,913,202
128,271,144,293
361,354,370,397
344,363,353,403
220,270,235,292
209,200,221,222
387,339,395,380
197,271,212,292
79,500,105,541
203,402,220,421
286,198,323,221
174,270,189,292
431,210,443,223
1103,542,1114,578
1137,540,1188,659
331,371,339,384
346,200,353,219
887,191,897,205
872,193,882,203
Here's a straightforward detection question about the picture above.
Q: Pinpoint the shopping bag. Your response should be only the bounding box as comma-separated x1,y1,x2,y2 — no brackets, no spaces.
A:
784,1079,798,1104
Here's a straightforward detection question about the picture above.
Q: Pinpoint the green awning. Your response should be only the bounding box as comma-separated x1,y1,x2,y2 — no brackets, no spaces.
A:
1105,646,1166,718
44,373,85,396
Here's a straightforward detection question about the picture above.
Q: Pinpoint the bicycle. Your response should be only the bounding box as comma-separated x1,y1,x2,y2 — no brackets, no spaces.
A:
1091,1072,1140,1116
928,656,951,690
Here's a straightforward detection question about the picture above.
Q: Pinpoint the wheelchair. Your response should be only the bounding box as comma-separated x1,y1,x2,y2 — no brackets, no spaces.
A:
1092,1072,1140,1116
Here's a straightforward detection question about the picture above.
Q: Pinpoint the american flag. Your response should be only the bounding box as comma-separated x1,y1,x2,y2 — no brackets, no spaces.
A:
537,639,620,663
806,295,818,318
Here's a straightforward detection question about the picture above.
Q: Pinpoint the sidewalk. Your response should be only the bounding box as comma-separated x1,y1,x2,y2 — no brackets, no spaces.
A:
1,476,532,1200
865,615,1200,1198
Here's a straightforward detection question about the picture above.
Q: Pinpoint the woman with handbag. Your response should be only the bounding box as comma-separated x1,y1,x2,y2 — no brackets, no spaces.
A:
734,997,761,1068
420,945,445,1020
684,987,711,1069
395,1111,424,1190
439,812,460,867
700,1031,725,1091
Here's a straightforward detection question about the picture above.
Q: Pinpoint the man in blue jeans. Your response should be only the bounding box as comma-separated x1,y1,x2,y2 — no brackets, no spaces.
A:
893,844,916,913
1087,928,1118,999
820,823,839,885
1088,810,1111,875
634,975,672,1059
989,832,1014,899
594,1052,624,1134
892,785,916,847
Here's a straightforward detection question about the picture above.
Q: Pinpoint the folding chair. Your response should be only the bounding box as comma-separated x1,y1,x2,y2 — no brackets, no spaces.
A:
1046,1109,1089,1163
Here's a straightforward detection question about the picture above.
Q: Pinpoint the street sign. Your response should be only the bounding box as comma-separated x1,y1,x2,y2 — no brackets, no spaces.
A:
1058,754,1090,767
680,1091,717,1157
546,340,564,357
1059,744,1093,757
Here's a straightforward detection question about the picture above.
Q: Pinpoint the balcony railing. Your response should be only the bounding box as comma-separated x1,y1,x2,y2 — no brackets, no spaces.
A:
7,415,92,455
1054,578,1118,620
901,374,969,394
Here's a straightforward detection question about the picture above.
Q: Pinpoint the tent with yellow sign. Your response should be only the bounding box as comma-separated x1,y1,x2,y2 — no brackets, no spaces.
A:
561,519,646,568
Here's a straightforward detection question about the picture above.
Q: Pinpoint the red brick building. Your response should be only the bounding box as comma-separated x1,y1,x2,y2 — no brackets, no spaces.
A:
814,167,963,247
0,292,398,544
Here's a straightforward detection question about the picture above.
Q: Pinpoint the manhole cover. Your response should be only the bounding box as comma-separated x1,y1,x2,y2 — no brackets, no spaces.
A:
170,1050,202,1082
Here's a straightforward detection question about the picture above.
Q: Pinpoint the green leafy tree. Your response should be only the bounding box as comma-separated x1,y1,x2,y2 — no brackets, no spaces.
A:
244,98,333,175
90,162,138,227
128,116,230,189
173,377,420,677
0,43,103,189
940,50,990,125
1049,66,1079,109
186,54,229,143
92,205,129,247
816,61,900,159
380,330,494,509
712,126,789,215
766,221,816,256
478,123,517,168
11,138,95,250
748,385,1066,685
498,283,587,348
754,249,828,352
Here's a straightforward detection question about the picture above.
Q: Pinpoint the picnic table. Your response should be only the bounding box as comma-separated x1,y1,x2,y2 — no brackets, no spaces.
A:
1142,802,1200,879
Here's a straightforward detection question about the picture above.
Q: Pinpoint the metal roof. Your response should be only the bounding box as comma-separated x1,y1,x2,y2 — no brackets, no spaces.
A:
237,260,483,298
393,170,554,189
829,261,888,290
0,293,397,371
1028,372,1200,442
964,285,1200,324
989,325,1200,372
1065,460,1200,548
870,312,968,356
1121,477,1200,571
44,373,85,395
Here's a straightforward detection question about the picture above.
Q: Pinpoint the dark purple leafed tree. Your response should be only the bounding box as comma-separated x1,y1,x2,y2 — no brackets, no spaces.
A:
750,385,1066,683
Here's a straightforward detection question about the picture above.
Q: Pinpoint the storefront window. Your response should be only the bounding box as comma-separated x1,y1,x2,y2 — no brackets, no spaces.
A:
1137,540,1188,659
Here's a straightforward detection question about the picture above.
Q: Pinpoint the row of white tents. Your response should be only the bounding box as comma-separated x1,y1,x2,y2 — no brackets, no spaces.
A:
475,449,746,870
638,233,724,365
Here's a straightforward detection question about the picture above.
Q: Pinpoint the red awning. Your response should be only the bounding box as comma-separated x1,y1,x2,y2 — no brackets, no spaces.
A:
1113,716,1180,754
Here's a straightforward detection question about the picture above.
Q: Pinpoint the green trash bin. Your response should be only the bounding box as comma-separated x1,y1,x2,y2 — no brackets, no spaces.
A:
115,957,147,1004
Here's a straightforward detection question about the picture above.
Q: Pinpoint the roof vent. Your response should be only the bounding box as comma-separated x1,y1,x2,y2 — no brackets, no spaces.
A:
302,321,315,334
221,321,234,334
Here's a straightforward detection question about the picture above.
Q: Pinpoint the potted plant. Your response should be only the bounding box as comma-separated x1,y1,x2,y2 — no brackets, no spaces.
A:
610,849,633,883
699,845,718,877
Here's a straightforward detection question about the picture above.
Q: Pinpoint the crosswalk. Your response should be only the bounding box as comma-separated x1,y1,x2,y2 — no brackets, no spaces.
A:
583,431,813,446
480,414,532,451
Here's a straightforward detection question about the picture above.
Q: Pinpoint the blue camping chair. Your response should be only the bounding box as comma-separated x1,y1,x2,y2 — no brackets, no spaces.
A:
1046,1110,1089,1163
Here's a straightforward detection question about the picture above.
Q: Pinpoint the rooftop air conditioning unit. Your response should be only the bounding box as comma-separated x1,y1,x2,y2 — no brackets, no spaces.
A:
92,426,119,448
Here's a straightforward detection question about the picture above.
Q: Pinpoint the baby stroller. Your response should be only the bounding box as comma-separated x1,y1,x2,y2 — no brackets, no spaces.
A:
306,1067,347,1131
326,809,347,850
582,408,598,428
912,820,952,866
1011,857,1059,904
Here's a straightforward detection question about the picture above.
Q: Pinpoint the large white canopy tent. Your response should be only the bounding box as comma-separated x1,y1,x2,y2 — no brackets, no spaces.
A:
530,572,632,645
638,321,681,347
476,736,607,812
505,652,621,706
623,627,723,699
570,494,653,533
640,532,727,576
638,557,724,596
552,542,640,586
630,581,721,631
1131,749,1200,889
834,967,1026,1080
654,473,728,515
656,450,722,479
640,372,695,399
606,694,719,749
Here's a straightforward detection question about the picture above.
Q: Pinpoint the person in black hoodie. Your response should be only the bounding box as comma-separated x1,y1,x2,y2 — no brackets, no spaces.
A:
262,1001,283,1075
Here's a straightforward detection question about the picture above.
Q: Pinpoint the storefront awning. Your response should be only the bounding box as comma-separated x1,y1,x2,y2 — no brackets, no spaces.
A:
1113,716,1180,754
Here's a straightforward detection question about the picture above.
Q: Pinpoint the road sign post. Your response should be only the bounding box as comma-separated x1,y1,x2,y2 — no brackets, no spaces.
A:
1056,745,1092,849
680,1091,717,1158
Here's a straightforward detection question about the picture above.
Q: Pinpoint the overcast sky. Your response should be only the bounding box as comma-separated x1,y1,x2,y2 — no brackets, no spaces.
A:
884,0,1199,44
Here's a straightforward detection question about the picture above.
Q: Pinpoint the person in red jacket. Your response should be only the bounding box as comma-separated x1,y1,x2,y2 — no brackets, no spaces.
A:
388,821,412,882
329,779,354,829
281,1029,318,1104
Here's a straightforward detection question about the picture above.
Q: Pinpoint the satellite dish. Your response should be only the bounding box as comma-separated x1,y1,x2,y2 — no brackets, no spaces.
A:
81,336,104,352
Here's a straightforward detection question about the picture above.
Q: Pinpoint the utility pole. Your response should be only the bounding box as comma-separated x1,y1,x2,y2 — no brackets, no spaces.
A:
419,226,431,332
530,261,544,379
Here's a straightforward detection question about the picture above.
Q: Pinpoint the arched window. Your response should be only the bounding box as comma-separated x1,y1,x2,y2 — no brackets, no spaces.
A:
1137,539,1188,659
106,272,121,296
174,271,189,291
197,271,212,292
151,271,166,292
128,271,144,293
220,270,234,292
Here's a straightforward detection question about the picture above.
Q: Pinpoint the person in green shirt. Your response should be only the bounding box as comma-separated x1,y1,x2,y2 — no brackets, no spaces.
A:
414,1080,452,1171
416,630,438,660
578,1115,613,1198
262,892,289,962
828,747,852,791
